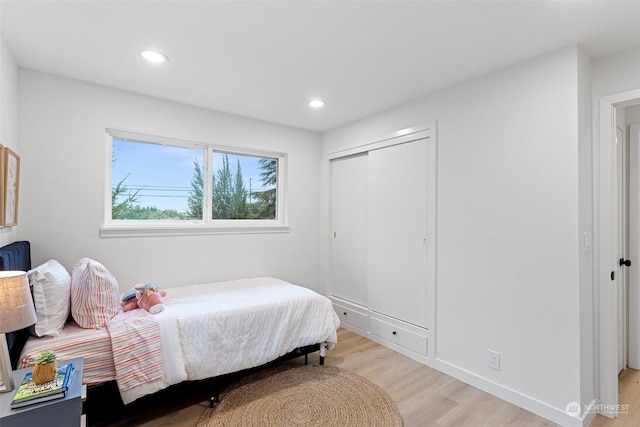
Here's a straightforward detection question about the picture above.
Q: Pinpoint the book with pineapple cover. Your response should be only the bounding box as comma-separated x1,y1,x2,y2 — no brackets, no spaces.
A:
10,363,75,409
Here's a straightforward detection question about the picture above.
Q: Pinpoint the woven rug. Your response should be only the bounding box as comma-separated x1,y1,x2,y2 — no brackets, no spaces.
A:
196,364,403,427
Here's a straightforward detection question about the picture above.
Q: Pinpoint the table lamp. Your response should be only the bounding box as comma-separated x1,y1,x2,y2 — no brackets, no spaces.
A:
0,271,36,392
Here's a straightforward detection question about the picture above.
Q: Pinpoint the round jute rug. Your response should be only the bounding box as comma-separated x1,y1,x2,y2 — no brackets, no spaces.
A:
196,364,403,427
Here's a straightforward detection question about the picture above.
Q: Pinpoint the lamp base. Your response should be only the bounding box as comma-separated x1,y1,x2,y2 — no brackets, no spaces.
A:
0,333,15,393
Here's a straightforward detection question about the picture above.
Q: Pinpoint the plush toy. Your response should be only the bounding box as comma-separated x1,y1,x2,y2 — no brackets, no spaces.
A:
121,283,167,314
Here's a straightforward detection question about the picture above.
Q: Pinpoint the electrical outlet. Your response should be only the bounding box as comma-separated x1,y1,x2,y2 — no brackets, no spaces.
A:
488,350,500,370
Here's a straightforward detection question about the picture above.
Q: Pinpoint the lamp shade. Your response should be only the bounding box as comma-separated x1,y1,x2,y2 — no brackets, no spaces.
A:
0,271,36,333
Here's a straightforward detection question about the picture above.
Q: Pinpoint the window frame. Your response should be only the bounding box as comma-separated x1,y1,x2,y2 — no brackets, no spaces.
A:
101,129,289,238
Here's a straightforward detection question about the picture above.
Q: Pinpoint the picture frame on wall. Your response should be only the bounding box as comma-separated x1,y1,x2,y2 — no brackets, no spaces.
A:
2,147,20,227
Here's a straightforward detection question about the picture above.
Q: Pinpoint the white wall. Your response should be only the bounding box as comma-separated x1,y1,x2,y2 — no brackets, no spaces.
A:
626,104,640,125
577,46,594,417
0,33,19,246
592,47,640,101
17,70,323,292
321,46,585,425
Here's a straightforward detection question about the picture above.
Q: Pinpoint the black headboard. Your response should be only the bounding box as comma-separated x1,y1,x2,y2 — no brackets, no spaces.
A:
0,241,32,368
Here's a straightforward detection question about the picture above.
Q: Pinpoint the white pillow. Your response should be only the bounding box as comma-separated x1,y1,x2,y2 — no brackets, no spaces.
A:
70,258,120,329
28,260,71,337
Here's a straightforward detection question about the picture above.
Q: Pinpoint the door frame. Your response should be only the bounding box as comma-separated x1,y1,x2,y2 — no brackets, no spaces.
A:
617,124,627,375
599,89,640,418
629,122,640,369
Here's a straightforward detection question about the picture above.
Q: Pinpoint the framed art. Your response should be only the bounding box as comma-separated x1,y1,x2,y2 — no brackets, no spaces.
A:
2,148,20,227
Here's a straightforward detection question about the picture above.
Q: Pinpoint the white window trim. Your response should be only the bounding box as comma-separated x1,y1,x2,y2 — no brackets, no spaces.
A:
101,129,289,238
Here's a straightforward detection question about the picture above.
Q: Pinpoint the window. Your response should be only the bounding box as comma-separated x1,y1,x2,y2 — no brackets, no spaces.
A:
103,129,287,237
211,151,278,220
112,138,203,220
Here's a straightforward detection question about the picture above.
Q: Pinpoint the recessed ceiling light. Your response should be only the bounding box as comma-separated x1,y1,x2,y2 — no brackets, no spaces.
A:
308,99,325,109
139,49,168,64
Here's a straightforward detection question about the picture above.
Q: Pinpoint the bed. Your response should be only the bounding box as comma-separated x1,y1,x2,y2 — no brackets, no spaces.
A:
1,241,340,407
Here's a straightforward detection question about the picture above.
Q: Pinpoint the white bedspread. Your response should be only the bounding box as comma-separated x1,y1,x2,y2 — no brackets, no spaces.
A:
163,277,340,380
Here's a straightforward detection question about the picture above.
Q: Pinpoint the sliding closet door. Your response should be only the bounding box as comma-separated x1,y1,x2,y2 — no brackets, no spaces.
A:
331,153,368,306
368,139,428,328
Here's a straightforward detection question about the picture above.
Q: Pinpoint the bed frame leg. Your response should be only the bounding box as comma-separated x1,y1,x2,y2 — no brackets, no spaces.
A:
209,379,221,408
319,342,326,365
305,354,308,365
209,394,219,408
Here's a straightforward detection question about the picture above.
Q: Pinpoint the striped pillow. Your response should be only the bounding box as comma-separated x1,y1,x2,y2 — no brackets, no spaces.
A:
70,258,120,328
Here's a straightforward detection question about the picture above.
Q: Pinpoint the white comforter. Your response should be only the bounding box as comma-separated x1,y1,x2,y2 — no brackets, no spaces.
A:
120,277,340,403
167,277,340,380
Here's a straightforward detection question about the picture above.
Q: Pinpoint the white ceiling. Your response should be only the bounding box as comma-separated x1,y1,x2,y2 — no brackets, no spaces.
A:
1,0,639,132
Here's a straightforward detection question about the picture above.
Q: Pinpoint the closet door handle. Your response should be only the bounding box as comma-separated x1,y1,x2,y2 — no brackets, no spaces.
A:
620,258,632,267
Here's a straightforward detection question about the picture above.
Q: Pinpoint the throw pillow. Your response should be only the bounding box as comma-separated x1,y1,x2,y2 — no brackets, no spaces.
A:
70,258,120,328
27,259,71,337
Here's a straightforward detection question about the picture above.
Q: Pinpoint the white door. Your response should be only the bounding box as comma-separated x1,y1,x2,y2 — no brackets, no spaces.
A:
331,153,369,306
628,122,640,368
617,124,628,374
598,90,640,419
368,138,428,328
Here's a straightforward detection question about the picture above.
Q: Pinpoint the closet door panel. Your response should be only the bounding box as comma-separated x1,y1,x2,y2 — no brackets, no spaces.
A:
368,139,428,328
331,153,368,306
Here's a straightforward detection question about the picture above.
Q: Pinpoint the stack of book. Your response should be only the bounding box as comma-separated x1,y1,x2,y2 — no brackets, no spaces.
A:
10,363,76,409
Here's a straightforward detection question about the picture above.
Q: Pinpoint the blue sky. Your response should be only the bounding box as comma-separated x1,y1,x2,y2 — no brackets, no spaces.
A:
112,139,273,212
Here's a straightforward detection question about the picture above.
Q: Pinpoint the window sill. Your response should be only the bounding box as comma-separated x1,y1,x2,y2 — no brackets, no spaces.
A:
100,223,290,238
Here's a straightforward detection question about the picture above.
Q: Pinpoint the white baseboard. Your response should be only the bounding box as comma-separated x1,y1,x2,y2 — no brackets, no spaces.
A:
339,324,594,427
431,358,592,427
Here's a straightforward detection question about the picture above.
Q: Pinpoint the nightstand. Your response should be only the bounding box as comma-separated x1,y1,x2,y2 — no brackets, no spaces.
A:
0,357,85,427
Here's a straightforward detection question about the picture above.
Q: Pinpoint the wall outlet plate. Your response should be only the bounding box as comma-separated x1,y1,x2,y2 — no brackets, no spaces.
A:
488,350,500,370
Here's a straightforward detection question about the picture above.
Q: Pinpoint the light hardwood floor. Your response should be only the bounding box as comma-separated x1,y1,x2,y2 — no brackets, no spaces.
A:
96,328,638,426
325,329,555,427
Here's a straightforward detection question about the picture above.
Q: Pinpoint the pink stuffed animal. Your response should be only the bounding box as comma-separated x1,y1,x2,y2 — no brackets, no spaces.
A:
121,283,167,314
